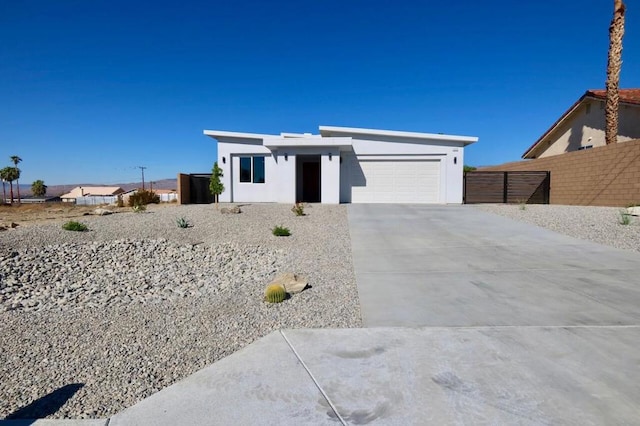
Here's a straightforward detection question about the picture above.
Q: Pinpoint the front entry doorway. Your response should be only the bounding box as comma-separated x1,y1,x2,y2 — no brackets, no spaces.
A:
296,155,321,203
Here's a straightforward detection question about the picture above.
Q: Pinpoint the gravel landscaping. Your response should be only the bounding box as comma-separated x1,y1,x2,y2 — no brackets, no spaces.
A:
0,203,361,419
472,204,640,253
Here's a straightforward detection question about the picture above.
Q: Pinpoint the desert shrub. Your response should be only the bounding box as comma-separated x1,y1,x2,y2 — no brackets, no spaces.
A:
272,225,290,236
176,217,190,228
128,190,160,207
132,204,146,213
62,221,88,232
265,284,286,303
619,211,632,225
116,195,124,208
291,203,305,216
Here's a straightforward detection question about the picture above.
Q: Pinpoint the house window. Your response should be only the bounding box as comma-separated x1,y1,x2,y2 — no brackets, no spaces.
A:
239,156,266,183
239,157,252,182
253,157,265,183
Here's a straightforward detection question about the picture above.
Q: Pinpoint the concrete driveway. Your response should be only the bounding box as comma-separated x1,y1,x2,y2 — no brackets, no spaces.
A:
348,204,640,327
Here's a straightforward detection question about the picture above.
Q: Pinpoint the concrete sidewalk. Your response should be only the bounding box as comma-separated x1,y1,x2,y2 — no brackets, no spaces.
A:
107,326,640,425
6,205,640,424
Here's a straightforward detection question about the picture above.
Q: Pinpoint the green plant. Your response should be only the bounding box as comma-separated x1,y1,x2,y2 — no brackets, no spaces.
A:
619,211,632,225
209,161,224,209
176,217,190,228
132,204,146,213
272,225,290,236
128,190,160,207
463,165,477,173
291,203,305,216
265,284,286,303
62,221,88,232
519,201,527,211
31,179,47,197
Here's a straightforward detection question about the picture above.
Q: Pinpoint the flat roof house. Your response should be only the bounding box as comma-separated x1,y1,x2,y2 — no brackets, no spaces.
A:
204,125,478,204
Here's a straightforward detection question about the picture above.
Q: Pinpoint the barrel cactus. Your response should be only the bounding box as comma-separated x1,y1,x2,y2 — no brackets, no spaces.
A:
265,284,286,303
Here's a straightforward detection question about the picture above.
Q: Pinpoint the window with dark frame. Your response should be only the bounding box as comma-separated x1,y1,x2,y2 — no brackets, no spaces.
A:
253,157,265,183
238,156,266,184
239,157,252,182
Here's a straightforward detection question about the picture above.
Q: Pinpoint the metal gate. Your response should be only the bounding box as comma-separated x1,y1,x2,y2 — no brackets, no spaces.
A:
464,171,550,204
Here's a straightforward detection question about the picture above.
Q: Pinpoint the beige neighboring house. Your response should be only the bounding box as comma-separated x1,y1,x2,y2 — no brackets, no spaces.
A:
522,89,640,159
60,186,125,203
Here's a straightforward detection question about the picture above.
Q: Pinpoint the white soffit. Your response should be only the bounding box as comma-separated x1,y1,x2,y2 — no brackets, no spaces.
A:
263,137,353,149
203,130,277,140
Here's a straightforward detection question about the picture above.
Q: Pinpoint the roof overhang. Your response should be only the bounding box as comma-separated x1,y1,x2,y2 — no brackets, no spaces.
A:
203,130,277,141
319,126,478,145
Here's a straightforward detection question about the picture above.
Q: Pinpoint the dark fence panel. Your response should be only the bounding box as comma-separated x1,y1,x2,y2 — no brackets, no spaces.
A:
189,174,214,204
464,171,550,204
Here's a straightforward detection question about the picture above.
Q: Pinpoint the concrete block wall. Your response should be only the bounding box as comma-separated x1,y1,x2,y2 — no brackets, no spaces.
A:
480,139,640,206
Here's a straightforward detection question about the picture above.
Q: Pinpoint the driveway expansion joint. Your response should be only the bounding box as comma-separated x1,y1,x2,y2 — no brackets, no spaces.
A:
279,330,347,426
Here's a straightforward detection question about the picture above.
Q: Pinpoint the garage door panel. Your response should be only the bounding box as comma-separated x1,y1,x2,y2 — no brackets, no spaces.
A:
351,159,441,204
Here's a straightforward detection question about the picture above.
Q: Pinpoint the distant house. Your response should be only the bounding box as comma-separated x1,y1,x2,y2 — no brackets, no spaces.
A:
61,186,125,204
522,89,640,159
121,188,177,204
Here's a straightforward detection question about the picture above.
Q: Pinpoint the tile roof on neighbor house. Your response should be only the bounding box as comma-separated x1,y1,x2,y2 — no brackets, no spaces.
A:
587,89,640,105
60,186,124,199
522,88,640,158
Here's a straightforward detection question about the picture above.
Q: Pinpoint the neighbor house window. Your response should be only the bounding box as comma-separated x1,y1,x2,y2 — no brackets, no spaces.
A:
239,156,266,183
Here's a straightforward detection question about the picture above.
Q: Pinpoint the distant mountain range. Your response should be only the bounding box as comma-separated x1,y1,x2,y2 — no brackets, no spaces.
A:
3,178,177,197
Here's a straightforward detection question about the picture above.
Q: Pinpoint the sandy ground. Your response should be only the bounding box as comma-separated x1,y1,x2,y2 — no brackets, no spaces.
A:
0,202,174,228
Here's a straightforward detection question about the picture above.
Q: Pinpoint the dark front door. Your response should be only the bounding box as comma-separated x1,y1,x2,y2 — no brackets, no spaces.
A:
302,161,321,202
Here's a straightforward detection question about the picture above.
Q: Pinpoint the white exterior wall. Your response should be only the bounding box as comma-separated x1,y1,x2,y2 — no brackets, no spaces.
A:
538,100,640,158
321,150,340,204
217,138,271,203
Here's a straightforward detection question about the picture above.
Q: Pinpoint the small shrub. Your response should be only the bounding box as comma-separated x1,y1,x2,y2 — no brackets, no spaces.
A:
619,211,632,225
132,204,146,213
176,217,190,228
272,225,291,237
265,284,286,303
62,221,88,232
291,203,305,216
128,190,160,207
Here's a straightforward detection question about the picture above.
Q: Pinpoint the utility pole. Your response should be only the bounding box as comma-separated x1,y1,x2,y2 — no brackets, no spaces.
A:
138,166,147,190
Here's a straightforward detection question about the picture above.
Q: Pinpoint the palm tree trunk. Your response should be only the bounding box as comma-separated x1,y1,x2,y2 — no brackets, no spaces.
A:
9,181,14,205
16,178,20,204
1,181,5,204
605,0,626,145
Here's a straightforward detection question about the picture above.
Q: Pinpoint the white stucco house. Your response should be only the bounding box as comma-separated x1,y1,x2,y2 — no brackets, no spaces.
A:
203,126,478,204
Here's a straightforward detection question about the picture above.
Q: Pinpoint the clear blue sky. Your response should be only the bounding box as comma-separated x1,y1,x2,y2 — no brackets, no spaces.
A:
2,0,639,185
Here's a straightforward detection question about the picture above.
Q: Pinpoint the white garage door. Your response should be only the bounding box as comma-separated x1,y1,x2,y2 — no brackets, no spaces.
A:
351,159,441,203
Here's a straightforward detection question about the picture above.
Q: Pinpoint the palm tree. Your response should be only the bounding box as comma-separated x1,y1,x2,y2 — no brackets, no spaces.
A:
10,156,22,203
31,179,47,197
0,167,8,204
605,0,626,145
1,166,18,205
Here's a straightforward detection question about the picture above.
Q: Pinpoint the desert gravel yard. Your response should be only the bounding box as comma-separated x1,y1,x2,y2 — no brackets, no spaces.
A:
473,204,640,252
0,203,361,419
